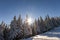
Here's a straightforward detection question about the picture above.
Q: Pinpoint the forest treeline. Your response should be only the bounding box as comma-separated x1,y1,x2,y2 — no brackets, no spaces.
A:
0,15,60,40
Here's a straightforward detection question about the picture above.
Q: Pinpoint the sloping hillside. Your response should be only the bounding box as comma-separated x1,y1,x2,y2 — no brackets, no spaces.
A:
22,27,60,40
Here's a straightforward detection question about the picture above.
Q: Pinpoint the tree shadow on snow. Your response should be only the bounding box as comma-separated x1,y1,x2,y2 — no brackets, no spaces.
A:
40,27,60,38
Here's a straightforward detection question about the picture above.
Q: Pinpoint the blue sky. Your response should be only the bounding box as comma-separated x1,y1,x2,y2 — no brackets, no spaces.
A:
0,0,60,24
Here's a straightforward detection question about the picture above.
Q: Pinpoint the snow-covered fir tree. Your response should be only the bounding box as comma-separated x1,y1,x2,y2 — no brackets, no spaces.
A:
39,16,46,33
36,18,41,34
32,19,37,35
0,21,5,40
0,14,60,40
8,15,23,40
23,14,32,38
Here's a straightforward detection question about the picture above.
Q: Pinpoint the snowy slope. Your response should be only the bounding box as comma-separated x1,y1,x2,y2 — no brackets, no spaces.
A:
21,27,60,40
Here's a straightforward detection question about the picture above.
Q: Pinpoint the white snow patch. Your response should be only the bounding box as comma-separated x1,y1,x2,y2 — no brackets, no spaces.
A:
21,27,60,40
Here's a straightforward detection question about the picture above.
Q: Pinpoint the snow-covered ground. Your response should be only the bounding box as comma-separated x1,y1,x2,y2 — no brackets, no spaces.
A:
21,27,60,40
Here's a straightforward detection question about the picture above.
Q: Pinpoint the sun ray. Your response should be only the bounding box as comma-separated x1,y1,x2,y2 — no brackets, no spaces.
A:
27,17,32,25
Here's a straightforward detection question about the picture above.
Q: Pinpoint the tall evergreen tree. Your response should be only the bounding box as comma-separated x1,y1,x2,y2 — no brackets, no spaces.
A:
0,21,5,40
32,19,37,35
15,15,23,39
36,18,41,34
23,14,32,38
39,16,46,33
8,16,17,40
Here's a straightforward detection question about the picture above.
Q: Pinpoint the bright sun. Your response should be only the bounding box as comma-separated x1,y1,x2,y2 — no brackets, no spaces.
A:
27,17,32,25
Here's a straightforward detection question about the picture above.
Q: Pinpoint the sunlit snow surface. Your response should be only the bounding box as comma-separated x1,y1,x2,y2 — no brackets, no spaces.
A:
21,27,60,40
